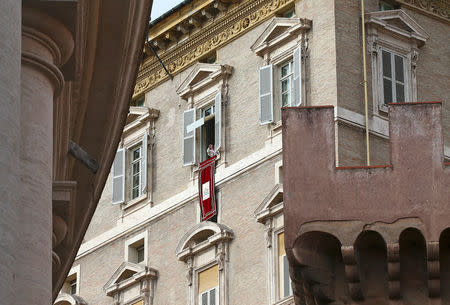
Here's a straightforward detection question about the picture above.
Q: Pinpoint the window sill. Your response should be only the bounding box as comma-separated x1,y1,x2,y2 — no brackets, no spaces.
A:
123,193,148,210
378,104,389,114
274,296,294,305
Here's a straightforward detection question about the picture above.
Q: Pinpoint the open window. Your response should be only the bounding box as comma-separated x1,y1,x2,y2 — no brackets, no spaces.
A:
251,17,311,126
177,63,232,167
112,107,159,208
176,222,233,305
365,10,429,114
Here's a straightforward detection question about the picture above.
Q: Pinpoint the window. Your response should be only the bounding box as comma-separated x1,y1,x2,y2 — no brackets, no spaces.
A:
378,0,399,11
131,146,143,199
381,50,406,104
69,279,77,295
279,60,293,107
200,105,216,162
125,231,148,265
198,265,219,305
277,232,292,299
131,97,145,107
176,222,233,305
136,245,145,263
61,265,80,296
255,184,293,304
259,45,303,125
366,10,429,114
282,9,295,18
183,92,222,166
112,133,148,204
200,51,217,64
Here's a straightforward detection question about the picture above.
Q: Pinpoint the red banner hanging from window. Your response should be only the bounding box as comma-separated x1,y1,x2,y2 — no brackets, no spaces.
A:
198,156,216,221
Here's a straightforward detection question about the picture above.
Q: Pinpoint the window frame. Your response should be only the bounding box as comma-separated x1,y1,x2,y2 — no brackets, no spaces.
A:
279,60,294,108
125,230,148,265
365,10,429,117
199,286,219,305
130,144,143,200
380,48,407,105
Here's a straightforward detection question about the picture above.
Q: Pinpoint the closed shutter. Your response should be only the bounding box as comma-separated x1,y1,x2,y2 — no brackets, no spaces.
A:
214,92,221,152
293,45,302,106
112,149,125,204
183,108,196,166
259,65,274,124
141,132,148,194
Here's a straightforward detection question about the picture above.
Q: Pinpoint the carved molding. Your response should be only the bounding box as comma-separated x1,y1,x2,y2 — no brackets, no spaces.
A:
397,0,450,21
133,0,296,98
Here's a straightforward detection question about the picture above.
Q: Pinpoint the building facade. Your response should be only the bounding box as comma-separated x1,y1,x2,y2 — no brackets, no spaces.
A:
61,0,449,304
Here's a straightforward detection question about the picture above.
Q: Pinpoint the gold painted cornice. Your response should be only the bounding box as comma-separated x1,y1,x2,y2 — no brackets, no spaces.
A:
398,0,449,21
133,0,295,98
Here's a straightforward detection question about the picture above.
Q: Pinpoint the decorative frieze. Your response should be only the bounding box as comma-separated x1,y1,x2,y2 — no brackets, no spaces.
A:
398,0,449,21
133,0,295,98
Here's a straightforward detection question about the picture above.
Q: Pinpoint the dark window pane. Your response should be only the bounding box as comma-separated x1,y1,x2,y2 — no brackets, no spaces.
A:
133,148,140,160
283,255,291,297
281,79,289,93
132,162,140,173
132,188,139,199
210,289,216,305
136,245,144,263
396,83,405,102
382,51,391,78
383,78,393,104
282,93,289,107
202,292,208,305
281,64,289,77
395,55,404,82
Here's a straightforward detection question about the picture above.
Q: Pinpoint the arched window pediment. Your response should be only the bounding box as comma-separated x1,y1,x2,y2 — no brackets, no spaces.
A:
54,293,88,305
176,221,233,261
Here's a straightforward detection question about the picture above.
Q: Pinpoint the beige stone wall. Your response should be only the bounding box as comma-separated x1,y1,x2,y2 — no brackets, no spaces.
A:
297,0,338,107
84,172,122,241
75,156,279,305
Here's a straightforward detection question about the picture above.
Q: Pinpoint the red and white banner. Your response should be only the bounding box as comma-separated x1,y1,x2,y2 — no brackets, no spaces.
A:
198,156,216,221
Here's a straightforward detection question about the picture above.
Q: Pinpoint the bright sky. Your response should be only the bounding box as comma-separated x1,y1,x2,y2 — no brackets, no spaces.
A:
151,0,185,21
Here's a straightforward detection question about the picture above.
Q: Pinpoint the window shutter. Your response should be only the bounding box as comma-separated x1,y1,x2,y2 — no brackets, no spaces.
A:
141,132,148,194
214,92,222,152
112,148,125,204
293,45,302,106
259,64,274,124
183,108,196,166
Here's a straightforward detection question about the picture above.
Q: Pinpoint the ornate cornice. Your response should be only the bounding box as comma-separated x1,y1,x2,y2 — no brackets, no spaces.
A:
133,0,295,98
397,0,449,22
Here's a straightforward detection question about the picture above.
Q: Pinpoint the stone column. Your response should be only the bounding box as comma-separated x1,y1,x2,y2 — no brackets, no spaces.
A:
18,6,73,304
0,1,21,304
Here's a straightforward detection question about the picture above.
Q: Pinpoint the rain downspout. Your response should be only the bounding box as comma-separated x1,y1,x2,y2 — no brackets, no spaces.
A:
361,0,371,166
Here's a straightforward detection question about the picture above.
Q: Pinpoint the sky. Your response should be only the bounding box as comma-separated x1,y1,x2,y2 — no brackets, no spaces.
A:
151,0,185,21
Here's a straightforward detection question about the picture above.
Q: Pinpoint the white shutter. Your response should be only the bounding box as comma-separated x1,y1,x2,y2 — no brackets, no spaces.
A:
293,45,302,106
141,132,148,194
214,92,222,152
112,148,125,204
259,64,274,124
183,108,196,166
